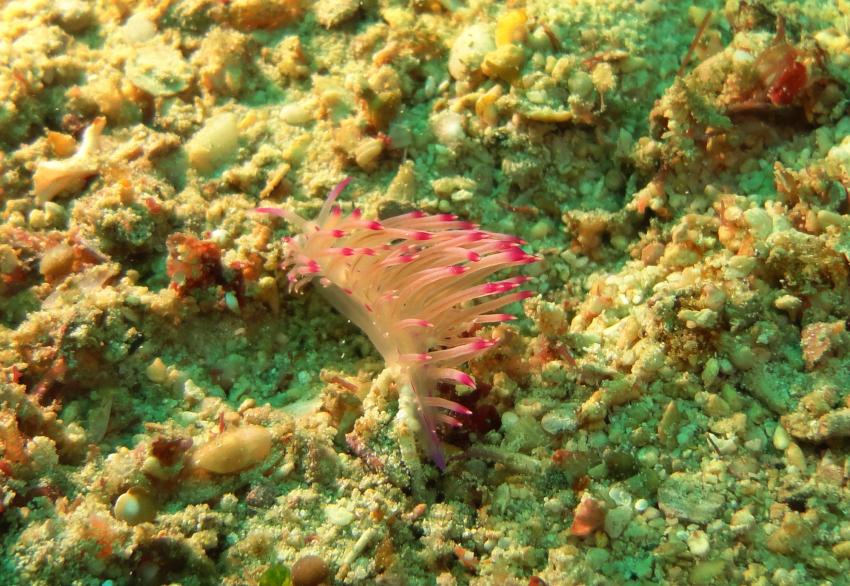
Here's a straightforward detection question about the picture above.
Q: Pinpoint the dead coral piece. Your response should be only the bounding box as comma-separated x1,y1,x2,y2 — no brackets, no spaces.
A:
33,117,105,204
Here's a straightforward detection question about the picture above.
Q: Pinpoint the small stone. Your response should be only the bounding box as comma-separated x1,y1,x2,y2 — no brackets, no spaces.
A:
730,507,755,534
584,547,610,571
603,505,633,539
701,358,721,388
291,555,328,586
568,70,595,99
710,412,746,437
431,111,466,148
39,243,75,280
772,425,791,450
728,343,756,370
448,24,495,80
743,207,773,239
227,0,303,31
325,504,354,526
540,408,578,435
192,424,272,474
122,13,158,43
0,245,19,275
529,219,552,240
52,0,95,33
481,44,526,82
687,530,710,557
774,294,802,312
637,446,659,467
604,450,638,480
703,394,730,417
246,483,277,508
690,559,726,585
658,473,725,523
127,45,193,96
816,450,845,485
354,137,384,170
766,512,812,555
677,308,718,328
146,358,168,384
113,487,157,525
800,321,846,369
657,401,680,445
280,101,315,126
315,0,360,28
570,494,606,537
707,433,737,455
785,443,807,471
832,541,850,559
186,112,240,174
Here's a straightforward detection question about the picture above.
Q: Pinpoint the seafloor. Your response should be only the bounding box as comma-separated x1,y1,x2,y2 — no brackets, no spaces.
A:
2,0,850,585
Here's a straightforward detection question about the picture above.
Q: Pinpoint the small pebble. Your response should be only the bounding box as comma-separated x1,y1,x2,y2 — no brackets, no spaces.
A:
292,554,329,586
772,425,791,451
325,504,354,526
540,408,578,435
39,243,75,279
113,487,157,525
122,13,157,43
603,505,633,539
785,443,806,471
186,112,240,173
146,358,168,384
192,424,272,474
687,530,710,557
